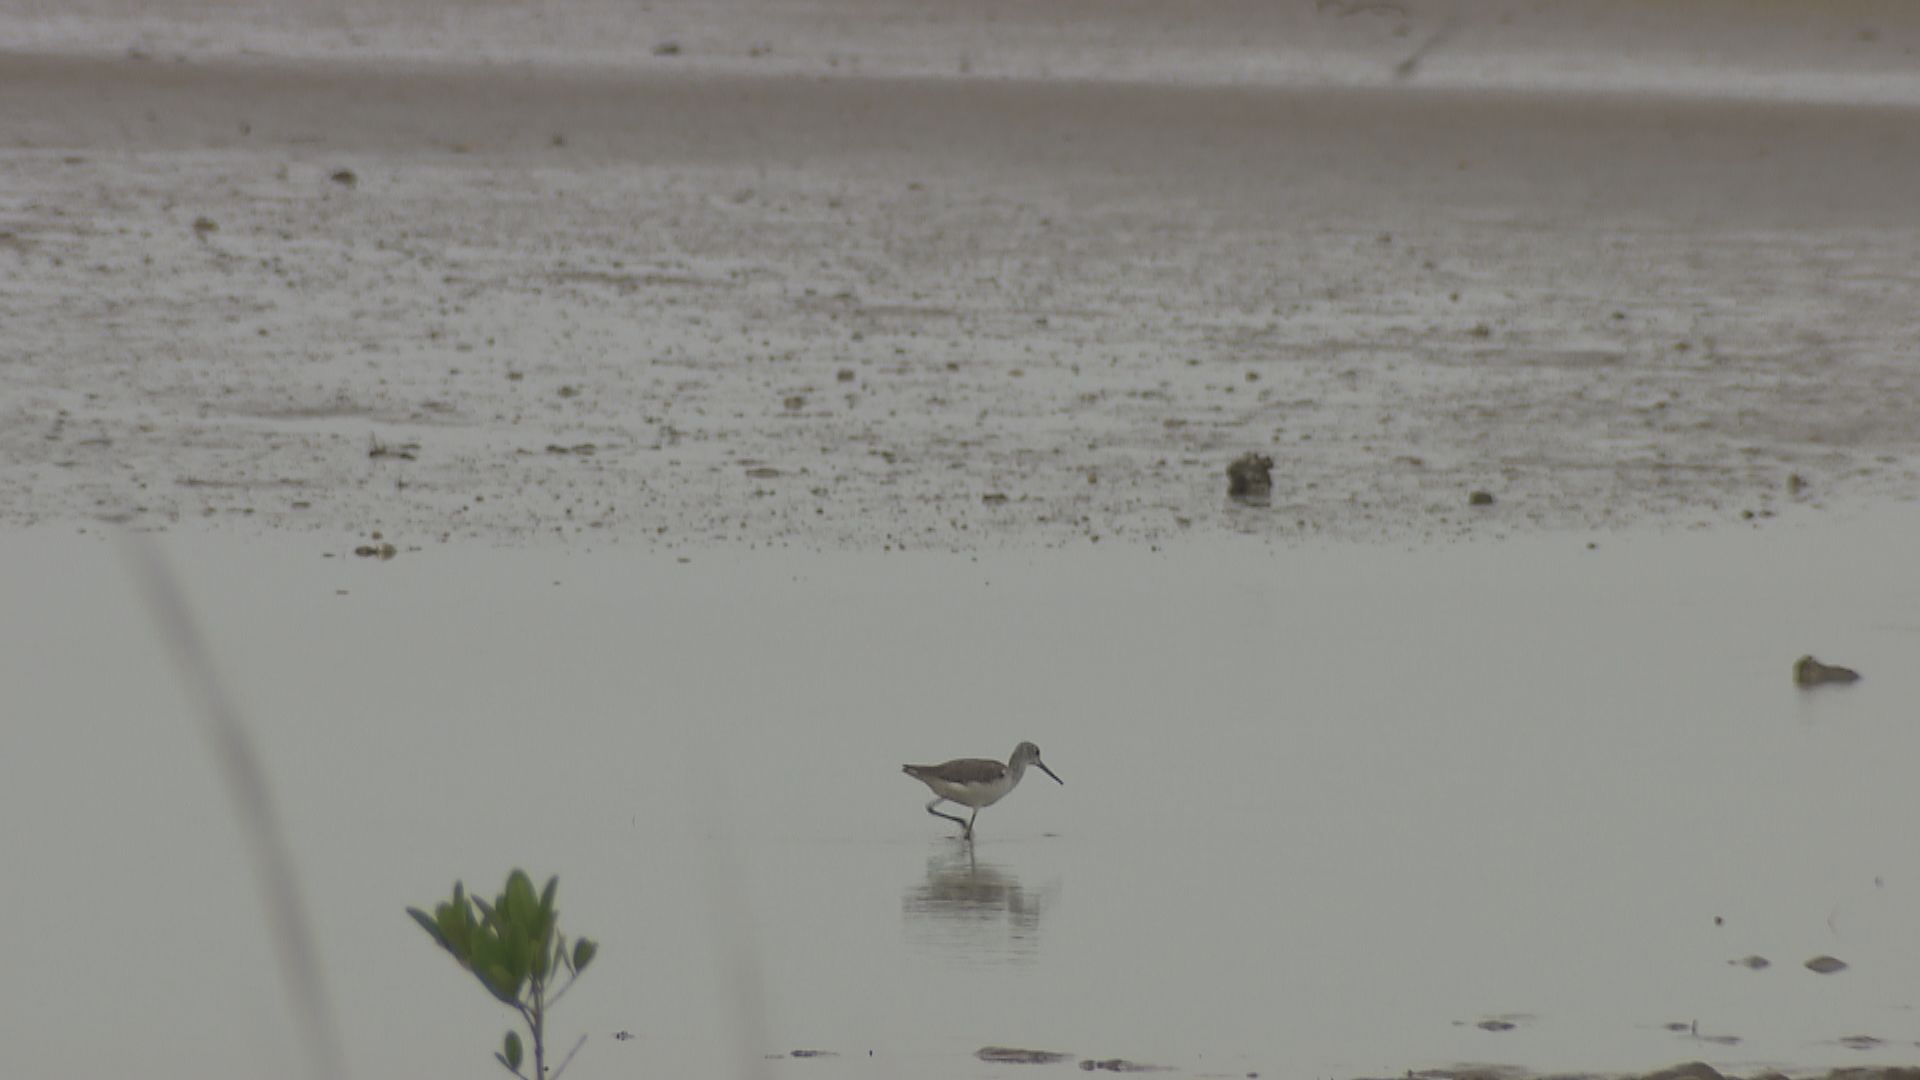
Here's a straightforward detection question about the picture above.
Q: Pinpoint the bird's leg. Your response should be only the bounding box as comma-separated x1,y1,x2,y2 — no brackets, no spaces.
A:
926,798,968,831
964,807,979,840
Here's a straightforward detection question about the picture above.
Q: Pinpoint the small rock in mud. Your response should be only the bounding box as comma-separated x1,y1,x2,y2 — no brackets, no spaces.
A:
978,1047,1073,1065
1080,1059,1172,1072
1477,1019,1516,1032
1226,452,1273,500
1805,954,1849,974
1839,1035,1884,1050
1732,955,1771,970
1414,1068,1530,1080
744,466,782,478
1794,656,1860,687
369,439,420,460
1468,490,1496,506
192,216,218,235
653,41,682,56
353,542,397,560
329,168,357,187
982,492,1009,505
787,1049,837,1058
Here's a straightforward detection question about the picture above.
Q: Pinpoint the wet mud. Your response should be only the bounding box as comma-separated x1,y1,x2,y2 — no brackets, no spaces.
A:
5,54,1920,551
1402,1066,1920,1080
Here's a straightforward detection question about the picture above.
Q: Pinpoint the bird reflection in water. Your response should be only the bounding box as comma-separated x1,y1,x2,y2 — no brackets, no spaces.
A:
901,845,1053,963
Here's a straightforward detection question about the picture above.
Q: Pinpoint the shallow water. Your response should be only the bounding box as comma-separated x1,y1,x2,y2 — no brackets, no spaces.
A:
5,508,1920,1079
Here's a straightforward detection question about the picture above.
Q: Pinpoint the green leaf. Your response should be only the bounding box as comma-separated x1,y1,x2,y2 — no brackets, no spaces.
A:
505,871,537,919
474,896,502,934
572,938,596,973
478,960,522,1005
529,902,555,959
436,900,474,960
530,926,551,981
505,921,531,982
540,875,559,918
503,1030,523,1070
407,907,447,949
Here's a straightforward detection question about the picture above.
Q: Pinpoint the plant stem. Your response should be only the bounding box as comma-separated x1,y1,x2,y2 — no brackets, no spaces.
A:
531,983,546,1079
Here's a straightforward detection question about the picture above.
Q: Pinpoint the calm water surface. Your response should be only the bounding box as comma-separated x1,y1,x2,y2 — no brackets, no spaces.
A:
4,510,1919,1080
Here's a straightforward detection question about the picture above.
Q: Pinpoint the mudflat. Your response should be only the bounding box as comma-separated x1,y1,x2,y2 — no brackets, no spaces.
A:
5,49,1919,548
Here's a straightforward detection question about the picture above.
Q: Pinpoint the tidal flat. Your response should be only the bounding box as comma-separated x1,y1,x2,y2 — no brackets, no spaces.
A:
4,3,1920,1078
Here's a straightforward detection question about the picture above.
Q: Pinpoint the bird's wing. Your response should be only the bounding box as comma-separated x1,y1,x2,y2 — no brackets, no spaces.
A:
905,758,1007,784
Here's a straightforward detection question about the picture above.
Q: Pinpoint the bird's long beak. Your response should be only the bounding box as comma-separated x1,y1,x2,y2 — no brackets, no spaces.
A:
1037,761,1063,785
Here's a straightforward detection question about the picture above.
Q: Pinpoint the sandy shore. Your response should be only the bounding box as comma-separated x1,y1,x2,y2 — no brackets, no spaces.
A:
5,47,1920,550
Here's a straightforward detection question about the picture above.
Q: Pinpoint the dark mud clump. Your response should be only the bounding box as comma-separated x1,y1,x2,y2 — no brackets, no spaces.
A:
1226,453,1273,501
1387,1062,1920,1080
1451,1013,1533,1035
1805,954,1849,974
979,1046,1074,1065
1080,1058,1173,1072
1794,656,1861,687
352,530,398,559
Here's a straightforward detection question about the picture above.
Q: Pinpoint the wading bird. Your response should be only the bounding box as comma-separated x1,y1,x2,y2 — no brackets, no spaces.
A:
902,742,1062,840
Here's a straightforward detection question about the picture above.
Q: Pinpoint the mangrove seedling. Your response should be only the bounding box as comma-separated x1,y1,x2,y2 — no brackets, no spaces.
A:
409,871,598,1080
